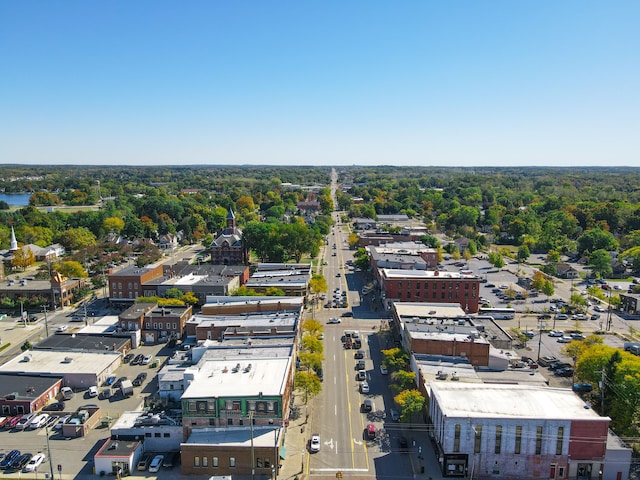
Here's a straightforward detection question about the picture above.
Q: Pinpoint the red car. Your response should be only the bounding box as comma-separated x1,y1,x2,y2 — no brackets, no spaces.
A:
0,416,9,428
7,415,23,429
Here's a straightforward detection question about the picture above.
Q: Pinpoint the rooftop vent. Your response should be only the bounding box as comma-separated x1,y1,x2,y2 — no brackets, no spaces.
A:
243,364,252,373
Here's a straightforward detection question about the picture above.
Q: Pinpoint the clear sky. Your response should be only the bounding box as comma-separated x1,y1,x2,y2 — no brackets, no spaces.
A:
1,1,638,167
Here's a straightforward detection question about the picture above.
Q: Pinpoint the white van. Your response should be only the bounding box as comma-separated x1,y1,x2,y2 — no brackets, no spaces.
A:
88,386,98,397
61,387,74,400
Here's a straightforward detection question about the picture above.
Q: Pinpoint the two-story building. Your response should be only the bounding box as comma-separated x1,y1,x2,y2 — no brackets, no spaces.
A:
429,382,630,480
118,303,191,344
109,263,164,304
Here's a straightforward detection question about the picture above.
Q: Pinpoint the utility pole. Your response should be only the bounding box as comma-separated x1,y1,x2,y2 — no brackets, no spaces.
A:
250,411,255,480
42,304,50,337
45,424,55,479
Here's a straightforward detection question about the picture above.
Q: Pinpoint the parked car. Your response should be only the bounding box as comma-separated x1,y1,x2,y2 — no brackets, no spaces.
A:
327,318,341,324
361,399,373,412
131,354,144,365
123,353,134,363
548,330,564,337
7,415,23,429
114,376,128,388
56,325,68,332
557,336,573,343
310,434,321,453
549,361,572,371
570,333,586,340
0,450,20,469
390,408,400,422
43,401,65,411
366,423,376,440
356,360,366,370
23,453,45,473
360,381,370,394
555,367,575,377
15,413,36,431
11,453,32,470
357,370,366,381
141,355,153,365
137,454,152,471
555,314,569,320
28,413,50,429
148,455,164,473
104,375,117,386
54,415,71,431
341,312,354,317
573,383,593,393
379,365,388,375
521,331,535,339
88,385,99,397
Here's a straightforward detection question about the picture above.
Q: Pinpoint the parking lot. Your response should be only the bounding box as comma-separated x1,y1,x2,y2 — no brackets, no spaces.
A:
0,342,172,479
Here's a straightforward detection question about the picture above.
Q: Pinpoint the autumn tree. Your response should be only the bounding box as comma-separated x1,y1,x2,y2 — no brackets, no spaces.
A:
56,227,97,251
394,389,426,422
54,260,87,279
11,246,35,270
381,347,409,372
103,217,125,233
389,370,416,393
294,371,322,403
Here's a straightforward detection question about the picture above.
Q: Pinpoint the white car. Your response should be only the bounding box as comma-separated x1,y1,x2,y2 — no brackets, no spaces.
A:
23,453,46,473
54,415,71,430
557,336,573,343
141,355,153,365
56,325,68,332
310,434,321,453
29,413,50,429
327,318,341,324
148,455,164,473
379,365,388,375
360,381,370,394
548,330,564,337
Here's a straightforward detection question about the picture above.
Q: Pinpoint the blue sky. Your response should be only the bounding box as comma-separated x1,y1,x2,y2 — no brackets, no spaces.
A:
1,1,638,167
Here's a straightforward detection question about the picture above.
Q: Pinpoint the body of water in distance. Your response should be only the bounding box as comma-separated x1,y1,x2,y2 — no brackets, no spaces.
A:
0,193,31,207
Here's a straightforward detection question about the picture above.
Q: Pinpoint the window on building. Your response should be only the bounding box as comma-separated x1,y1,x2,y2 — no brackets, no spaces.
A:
558,466,565,478
154,432,161,438
536,426,543,455
2,405,9,414
264,458,270,468
188,400,197,412
230,457,236,468
209,418,216,426
173,323,177,329
474,425,482,454
163,433,170,437
556,427,564,455
134,283,138,289
203,457,208,467
495,425,502,454
248,401,256,411
212,457,218,467
454,424,461,452
145,432,152,437
128,282,132,289
227,418,233,426
233,401,241,411
194,457,200,467
153,322,158,329
515,426,522,454
256,458,263,468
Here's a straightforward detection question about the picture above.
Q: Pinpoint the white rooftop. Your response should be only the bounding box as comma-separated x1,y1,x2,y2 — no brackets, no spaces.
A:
430,383,609,421
394,302,466,318
185,426,281,447
0,350,121,375
182,357,291,399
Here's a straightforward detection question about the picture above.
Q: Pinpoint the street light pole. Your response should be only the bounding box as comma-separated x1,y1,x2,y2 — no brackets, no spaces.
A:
45,424,55,479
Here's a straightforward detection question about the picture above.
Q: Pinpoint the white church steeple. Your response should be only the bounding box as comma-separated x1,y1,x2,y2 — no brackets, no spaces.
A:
9,227,18,252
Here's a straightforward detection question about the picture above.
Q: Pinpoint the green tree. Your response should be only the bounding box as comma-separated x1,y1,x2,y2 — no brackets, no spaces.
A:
577,228,618,256
393,389,426,423
570,293,588,312
298,352,323,373
488,251,505,269
265,287,285,296
231,286,258,296
56,227,97,251
542,279,555,300
381,348,409,372
301,334,323,354
294,371,322,403
517,245,530,263
589,249,612,278
165,287,184,299
301,318,323,337
389,370,416,393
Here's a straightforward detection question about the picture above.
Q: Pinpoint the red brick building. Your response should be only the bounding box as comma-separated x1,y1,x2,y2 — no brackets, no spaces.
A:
379,268,480,313
109,263,164,304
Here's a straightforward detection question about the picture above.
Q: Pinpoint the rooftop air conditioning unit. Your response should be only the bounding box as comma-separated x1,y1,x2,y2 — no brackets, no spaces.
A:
64,357,73,363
